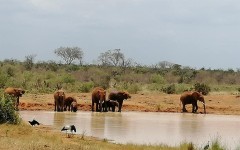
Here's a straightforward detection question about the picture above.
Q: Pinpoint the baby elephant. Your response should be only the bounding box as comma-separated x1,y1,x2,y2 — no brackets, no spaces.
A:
64,96,78,112
70,101,78,112
102,100,119,112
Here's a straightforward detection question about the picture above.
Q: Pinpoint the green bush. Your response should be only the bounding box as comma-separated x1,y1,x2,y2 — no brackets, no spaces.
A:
150,74,166,84
0,95,21,124
162,84,176,94
194,83,211,95
79,82,94,92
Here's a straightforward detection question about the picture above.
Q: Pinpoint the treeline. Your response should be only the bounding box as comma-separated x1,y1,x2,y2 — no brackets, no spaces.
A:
1,57,240,95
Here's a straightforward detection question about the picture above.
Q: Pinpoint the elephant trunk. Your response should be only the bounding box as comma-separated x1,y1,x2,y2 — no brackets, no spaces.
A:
201,101,206,114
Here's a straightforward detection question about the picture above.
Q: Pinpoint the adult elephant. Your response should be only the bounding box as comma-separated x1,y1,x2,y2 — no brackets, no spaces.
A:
91,87,106,112
64,96,77,112
54,89,65,112
4,87,25,110
180,91,206,114
108,91,131,112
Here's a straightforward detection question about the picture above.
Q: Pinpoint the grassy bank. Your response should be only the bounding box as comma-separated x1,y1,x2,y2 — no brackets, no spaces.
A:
0,123,229,150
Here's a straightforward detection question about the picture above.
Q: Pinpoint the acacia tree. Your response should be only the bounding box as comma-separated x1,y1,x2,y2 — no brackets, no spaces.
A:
54,47,84,65
98,49,133,67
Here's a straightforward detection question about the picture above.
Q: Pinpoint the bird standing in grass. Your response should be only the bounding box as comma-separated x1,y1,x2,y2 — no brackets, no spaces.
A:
28,119,40,126
61,125,76,137
204,141,210,150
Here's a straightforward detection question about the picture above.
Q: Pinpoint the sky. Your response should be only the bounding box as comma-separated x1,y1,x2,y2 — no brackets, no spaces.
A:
1,0,240,69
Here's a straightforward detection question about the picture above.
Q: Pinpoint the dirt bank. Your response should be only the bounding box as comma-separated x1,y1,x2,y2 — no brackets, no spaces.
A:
18,92,240,115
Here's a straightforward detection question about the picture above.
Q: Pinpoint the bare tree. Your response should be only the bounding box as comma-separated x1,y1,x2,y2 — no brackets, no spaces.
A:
24,54,36,70
54,47,84,65
98,49,126,67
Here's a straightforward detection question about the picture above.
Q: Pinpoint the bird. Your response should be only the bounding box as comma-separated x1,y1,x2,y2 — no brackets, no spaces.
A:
28,119,40,126
204,141,210,150
61,125,76,137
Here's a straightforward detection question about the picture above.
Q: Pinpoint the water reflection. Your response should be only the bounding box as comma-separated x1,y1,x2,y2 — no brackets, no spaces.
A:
19,111,240,148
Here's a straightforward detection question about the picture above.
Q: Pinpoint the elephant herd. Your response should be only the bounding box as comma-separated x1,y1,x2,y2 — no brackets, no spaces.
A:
91,87,131,112
53,87,131,113
53,89,78,112
3,87,206,114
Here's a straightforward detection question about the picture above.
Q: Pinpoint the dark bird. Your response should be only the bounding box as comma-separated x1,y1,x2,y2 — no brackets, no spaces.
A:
204,141,210,150
61,125,76,137
28,119,40,126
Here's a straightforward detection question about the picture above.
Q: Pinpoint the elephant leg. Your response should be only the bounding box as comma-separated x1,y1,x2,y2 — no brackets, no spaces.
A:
96,103,99,112
182,104,188,112
92,101,94,111
118,100,123,112
16,97,19,110
112,106,115,112
68,105,70,111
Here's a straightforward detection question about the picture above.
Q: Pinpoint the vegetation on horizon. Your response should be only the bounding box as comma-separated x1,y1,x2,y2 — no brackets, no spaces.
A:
1,48,240,95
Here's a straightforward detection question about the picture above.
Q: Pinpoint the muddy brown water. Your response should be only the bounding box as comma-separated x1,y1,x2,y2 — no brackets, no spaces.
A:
20,111,240,148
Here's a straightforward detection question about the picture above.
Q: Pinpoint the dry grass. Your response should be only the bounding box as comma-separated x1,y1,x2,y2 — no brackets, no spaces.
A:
0,123,193,150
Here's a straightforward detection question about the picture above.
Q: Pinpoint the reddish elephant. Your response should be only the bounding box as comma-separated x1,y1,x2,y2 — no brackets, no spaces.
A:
4,87,25,110
91,87,106,112
180,91,206,114
108,91,131,112
54,89,65,112
64,96,77,112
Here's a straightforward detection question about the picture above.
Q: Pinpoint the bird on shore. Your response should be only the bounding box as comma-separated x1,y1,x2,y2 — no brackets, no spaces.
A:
204,141,210,150
28,119,40,126
61,125,76,137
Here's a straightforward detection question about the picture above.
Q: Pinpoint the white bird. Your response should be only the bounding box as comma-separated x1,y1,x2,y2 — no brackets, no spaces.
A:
204,141,210,150
61,125,76,137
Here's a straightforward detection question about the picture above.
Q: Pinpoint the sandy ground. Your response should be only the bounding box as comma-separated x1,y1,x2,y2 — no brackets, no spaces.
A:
18,92,240,115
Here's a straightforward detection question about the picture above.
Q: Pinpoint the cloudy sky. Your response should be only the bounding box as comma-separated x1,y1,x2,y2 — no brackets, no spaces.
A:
1,0,240,69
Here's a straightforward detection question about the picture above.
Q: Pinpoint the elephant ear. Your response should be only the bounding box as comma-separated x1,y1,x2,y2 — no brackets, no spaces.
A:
192,91,201,99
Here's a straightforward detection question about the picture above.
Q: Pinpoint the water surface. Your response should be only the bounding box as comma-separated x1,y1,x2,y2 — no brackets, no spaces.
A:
20,111,240,148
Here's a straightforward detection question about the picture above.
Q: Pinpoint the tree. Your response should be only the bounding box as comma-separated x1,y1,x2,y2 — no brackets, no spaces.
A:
98,49,132,67
54,47,84,65
24,54,36,70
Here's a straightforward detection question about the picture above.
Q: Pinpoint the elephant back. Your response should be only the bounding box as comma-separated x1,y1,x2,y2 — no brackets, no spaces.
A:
92,87,106,101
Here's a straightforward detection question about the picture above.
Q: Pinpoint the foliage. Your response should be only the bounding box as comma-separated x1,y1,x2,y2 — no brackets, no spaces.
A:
78,82,94,93
0,95,21,124
23,54,36,70
162,84,176,94
194,83,211,95
0,58,240,94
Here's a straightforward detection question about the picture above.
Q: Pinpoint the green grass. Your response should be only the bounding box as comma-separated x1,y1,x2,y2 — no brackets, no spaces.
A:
0,123,232,150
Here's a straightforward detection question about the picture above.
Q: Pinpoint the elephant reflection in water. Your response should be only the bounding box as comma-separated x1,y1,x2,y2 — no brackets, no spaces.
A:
180,91,206,114
90,113,106,137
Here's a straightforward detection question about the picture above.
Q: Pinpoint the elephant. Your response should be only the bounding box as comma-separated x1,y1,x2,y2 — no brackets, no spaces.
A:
54,89,66,112
108,91,131,112
64,96,77,111
4,87,25,110
70,101,78,112
102,100,119,112
180,91,206,114
91,87,106,112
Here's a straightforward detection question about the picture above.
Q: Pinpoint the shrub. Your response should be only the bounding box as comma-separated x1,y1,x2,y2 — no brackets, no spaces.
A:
194,83,211,95
0,95,21,124
150,74,166,84
79,82,94,92
162,84,176,94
